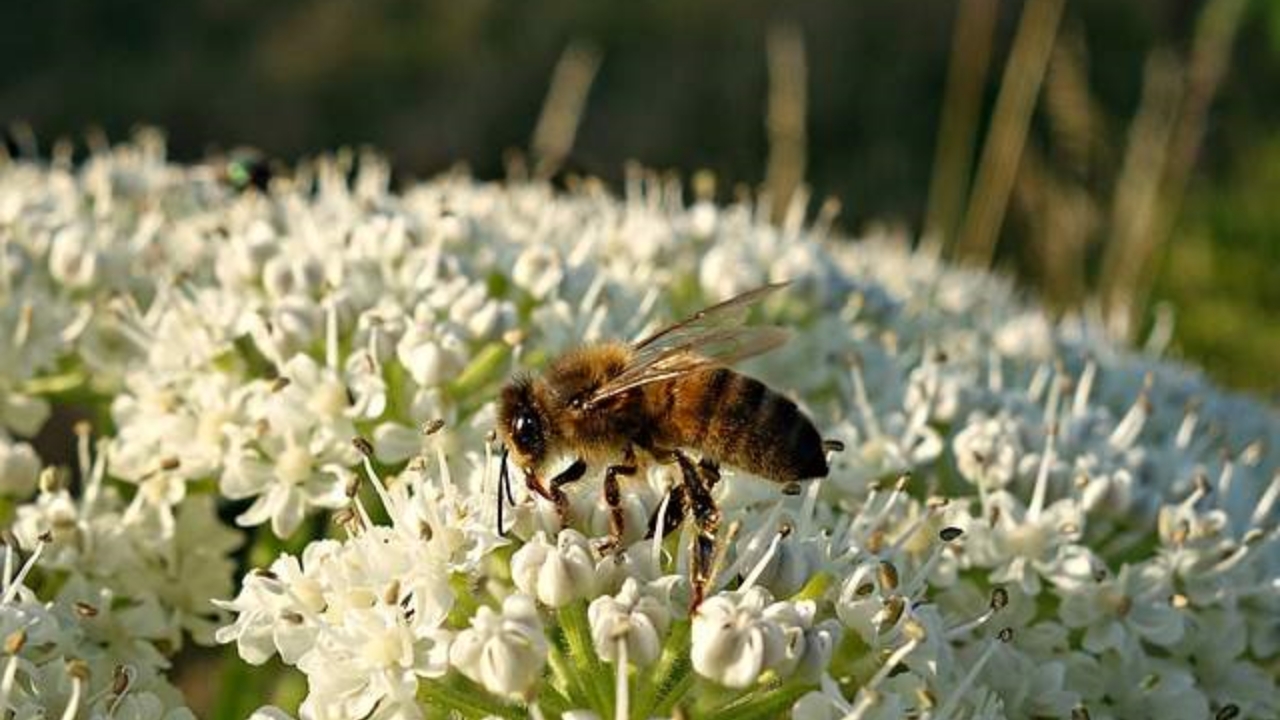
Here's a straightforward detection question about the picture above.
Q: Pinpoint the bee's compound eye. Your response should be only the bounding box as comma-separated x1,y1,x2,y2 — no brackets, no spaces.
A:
512,412,541,452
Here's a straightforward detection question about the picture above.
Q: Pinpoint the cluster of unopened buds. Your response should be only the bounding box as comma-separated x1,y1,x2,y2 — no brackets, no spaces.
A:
0,133,1276,719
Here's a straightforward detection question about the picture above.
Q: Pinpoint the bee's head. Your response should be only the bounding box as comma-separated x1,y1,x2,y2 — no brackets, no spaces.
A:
497,375,552,471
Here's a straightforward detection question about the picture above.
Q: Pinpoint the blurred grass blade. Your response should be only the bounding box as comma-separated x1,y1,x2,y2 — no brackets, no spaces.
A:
953,0,1066,268
925,0,998,250
531,41,602,180
765,22,808,226
1101,0,1249,338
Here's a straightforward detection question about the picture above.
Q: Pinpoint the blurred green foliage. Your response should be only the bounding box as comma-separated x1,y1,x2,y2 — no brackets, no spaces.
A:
1,0,1276,394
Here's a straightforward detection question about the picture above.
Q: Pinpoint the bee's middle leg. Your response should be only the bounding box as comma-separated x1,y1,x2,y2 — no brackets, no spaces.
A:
598,445,638,555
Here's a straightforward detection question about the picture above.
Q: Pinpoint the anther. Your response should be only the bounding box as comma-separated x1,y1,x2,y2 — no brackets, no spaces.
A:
421,419,445,436
39,467,62,493
352,436,375,457
270,377,291,393
66,659,90,681
1215,704,1240,720
73,602,98,618
939,526,964,542
877,596,905,634
4,630,25,655
997,627,1014,643
877,561,899,591
990,587,1009,611
111,665,131,695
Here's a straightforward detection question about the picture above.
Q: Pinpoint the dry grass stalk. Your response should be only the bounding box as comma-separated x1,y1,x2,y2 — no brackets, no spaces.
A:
764,23,808,226
953,0,1066,268
1099,51,1182,340
531,41,602,181
1014,143,1096,309
925,0,999,250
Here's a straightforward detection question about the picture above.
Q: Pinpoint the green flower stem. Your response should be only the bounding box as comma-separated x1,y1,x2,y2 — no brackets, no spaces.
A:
559,599,614,716
448,341,509,400
649,668,695,718
636,619,692,716
20,370,85,395
446,575,483,628
701,679,816,720
547,638,591,708
535,680,573,718
418,676,525,719
792,570,833,602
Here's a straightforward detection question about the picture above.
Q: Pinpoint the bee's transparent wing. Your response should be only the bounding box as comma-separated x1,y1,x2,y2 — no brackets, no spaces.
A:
586,282,792,405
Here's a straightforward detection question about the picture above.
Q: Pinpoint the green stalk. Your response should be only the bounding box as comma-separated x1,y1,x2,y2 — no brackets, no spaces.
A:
649,668,695,717
418,676,525,719
536,681,573,718
547,637,592,708
636,619,692,716
559,600,614,715
447,341,509,399
701,679,816,720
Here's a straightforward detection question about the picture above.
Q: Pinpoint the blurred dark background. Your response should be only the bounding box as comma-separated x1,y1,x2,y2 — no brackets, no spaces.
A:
3,0,1277,395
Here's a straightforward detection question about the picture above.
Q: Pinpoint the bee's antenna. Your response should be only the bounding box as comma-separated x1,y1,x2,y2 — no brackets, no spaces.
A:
498,446,512,536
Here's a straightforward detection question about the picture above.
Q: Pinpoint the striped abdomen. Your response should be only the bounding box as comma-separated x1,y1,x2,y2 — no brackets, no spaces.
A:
647,367,828,483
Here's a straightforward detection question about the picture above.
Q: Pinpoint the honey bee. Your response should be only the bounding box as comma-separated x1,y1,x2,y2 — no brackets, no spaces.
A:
496,282,836,606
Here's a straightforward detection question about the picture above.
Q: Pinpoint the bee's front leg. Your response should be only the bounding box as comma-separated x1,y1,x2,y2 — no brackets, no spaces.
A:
597,445,637,556
527,459,587,529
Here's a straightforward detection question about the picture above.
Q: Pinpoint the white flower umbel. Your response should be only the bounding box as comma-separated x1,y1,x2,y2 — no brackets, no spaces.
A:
0,516,198,720
3,134,1279,718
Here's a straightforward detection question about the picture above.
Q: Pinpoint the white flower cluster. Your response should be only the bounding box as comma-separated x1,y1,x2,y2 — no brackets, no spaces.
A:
0,530,197,719
1,133,1277,719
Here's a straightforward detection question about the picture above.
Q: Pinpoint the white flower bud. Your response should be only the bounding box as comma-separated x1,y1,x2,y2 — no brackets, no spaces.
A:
262,255,325,300
834,563,883,644
588,578,671,666
511,246,564,299
0,438,40,497
748,534,824,599
1,392,51,438
248,707,296,720
511,530,598,608
48,226,99,289
449,594,547,699
396,324,466,387
691,587,786,688
953,413,1023,490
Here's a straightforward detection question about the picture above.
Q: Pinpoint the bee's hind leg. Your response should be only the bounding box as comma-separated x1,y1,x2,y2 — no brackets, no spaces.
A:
697,458,722,490
596,445,638,556
645,483,687,540
675,450,721,611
